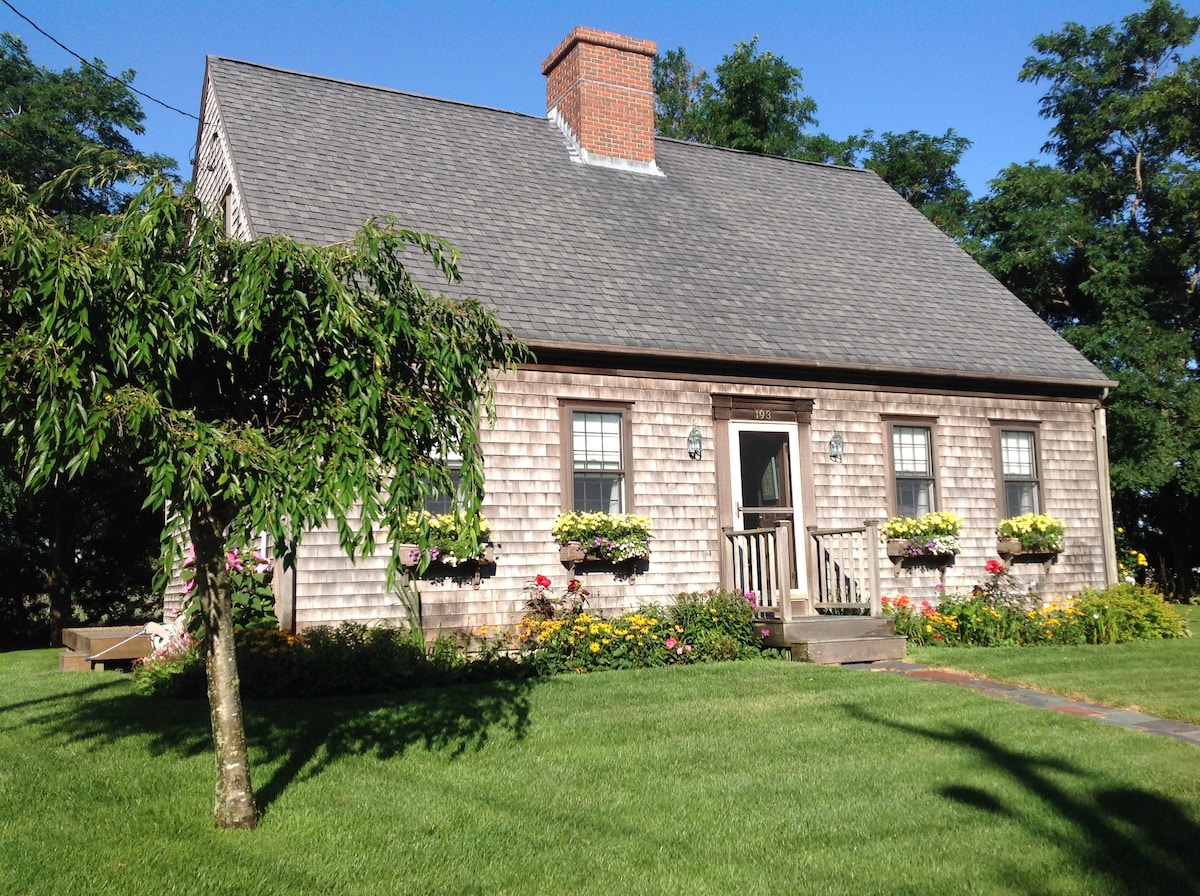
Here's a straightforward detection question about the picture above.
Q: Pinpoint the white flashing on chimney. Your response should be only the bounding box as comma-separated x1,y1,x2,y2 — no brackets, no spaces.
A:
547,107,663,177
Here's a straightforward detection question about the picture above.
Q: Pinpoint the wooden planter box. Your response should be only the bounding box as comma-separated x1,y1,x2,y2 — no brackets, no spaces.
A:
996,537,1061,564
398,543,500,568
886,539,955,573
558,541,649,564
886,539,955,563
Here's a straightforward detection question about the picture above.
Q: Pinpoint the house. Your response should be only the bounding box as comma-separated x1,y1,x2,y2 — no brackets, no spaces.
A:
179,27,1118,644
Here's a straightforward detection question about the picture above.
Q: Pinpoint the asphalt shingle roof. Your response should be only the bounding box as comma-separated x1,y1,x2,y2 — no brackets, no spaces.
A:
202,57,1112,390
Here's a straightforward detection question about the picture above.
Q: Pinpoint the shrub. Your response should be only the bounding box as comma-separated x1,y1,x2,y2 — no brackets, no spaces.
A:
1075,583,1190,643
131,630,206,698
134,621,531,700
518,610,680,675
668,589,762,661
886,579,1190,649
518,588,771,674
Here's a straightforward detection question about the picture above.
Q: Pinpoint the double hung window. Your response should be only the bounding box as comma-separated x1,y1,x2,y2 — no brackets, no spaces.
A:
563,405,631,512
890,424,935,518
998,428,1040,517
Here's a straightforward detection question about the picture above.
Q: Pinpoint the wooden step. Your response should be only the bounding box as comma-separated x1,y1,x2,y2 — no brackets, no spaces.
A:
789,635,908,665
762,615,897,643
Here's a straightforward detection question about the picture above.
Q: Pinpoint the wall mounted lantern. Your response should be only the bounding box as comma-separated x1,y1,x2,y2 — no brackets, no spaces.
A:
829,431,845,463
687,422,703,460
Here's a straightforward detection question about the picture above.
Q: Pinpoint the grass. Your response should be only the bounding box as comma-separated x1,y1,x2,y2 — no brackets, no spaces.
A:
2,648,1199,895
909,604,1200,724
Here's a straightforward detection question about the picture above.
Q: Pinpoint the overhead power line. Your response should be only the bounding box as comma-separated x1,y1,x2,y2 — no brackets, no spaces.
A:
0,0,198,120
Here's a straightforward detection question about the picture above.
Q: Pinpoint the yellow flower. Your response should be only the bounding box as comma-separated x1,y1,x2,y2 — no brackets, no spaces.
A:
589,642,600,653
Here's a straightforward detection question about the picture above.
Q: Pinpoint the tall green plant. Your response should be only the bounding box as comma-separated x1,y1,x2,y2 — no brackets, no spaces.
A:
968,1,1200,594
0,161,527,827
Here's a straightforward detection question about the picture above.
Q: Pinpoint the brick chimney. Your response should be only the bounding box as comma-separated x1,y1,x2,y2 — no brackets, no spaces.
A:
541,27,660,174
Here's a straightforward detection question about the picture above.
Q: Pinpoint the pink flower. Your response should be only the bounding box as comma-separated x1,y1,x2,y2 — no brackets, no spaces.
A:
183,542,196,569
760,629,770,638
252,551,272,575
665,637,678,649
743,591,758,607
676,647,684,655
535,574,552,589
985,559,1005,575
226,550,244,572
182,576,195,595
684,644,692,652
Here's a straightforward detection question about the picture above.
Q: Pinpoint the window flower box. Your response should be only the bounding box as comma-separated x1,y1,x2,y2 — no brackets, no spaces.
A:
396,511,495,568
398,541,498,569
881,511,963,558
551,511,652,563
997,513,1065,555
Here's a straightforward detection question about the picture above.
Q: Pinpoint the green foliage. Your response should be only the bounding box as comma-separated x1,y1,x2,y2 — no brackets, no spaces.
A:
1075,583,1190,643
133,623,529,700
0,166,528,589
653,40,973,238
887,581,1188,648
0,32,175,218
654,36,816,157
860,128,973,237
178,545,278,635
967,1,1200,595
130,629,204,697
518,588,772,674
0,155,528,826
652,46,705,141
0,35,172,644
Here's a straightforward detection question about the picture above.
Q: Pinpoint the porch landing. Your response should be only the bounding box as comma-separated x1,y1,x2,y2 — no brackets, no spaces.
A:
759,616,907,665
59,626,151,671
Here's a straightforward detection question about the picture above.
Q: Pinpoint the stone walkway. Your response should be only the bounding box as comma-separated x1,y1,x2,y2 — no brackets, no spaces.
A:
855,660,1200,747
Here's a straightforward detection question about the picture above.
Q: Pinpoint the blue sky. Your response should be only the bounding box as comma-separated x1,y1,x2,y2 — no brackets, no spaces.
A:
3,0,1197,197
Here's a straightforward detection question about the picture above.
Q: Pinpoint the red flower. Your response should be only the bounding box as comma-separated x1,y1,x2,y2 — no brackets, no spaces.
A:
985,559,1005,575
535,574,552,589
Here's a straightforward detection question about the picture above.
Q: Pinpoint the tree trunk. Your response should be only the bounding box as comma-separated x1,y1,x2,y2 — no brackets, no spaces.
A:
191,503,259,829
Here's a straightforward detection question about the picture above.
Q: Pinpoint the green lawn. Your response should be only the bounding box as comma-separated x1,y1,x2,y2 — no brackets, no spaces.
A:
909,604,1200,724
1,648,1198,896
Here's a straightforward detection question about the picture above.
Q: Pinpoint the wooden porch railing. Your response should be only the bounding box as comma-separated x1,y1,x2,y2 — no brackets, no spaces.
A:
723,521,794,621
806,521,883,616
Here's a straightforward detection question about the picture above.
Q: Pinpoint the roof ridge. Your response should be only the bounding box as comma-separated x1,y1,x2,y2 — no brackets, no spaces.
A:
206,56,876,180
205,55,545,123
652,134,874,176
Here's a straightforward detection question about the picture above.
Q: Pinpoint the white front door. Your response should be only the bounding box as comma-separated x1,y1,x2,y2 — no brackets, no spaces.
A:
729,420,806,594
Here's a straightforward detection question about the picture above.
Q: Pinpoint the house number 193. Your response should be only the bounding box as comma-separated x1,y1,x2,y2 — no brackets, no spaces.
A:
755,409,772,420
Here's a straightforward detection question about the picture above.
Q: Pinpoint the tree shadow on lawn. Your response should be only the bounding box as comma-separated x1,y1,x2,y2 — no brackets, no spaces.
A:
843,703,1200,896
36,677,535,817
248,680,534,814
